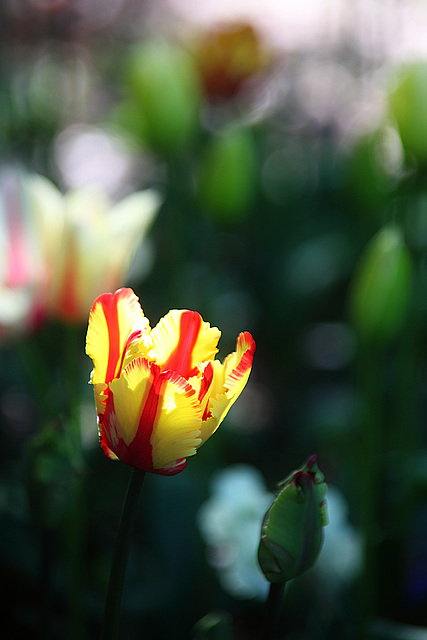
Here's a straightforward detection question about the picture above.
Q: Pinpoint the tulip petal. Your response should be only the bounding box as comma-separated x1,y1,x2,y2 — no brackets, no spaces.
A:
151,370,202,472
101,358,202,473
148,309,221,378
200,331,255,442
86,287,149,387
102,357,156,470
223,331,256,392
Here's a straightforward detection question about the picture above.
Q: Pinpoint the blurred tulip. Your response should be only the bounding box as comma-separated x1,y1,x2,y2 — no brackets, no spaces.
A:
389,62,427,167
258,455,328,583
125,41,201,153
348,224,413,344
85,287,255,475
46,187,160,321
0,169,54,336
194,23,270,100
0,168,161,332
197,126,257,222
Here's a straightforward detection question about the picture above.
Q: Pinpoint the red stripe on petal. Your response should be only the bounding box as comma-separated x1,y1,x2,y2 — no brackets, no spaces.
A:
97,399,120,460
226,332,256,389
117,327,145,373
98,424,117,460
199,361,214,420
152,459,188,476
162,311,202,378
239,331,256,352
198,361,213,403
100,293,121,384
100,361,160,471
124,362,163,470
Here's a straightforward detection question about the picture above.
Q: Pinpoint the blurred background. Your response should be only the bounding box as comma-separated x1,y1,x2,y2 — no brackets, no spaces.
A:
2,0,427,638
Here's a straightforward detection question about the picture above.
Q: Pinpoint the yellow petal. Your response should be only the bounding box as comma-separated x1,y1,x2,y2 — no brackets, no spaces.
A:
101,357,159,470
102,358,202,473
223,331,256,393
108,357,154,446
200,331,255,443
148,309,221,378
86,287,150,386
151,370,202,470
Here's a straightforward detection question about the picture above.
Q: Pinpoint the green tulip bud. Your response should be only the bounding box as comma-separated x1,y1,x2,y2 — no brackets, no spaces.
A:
109,98,148,145
389,62,427,166
197,126,257,222
258,456,328,584
346,127,402,215
349,224,413,344
126,41,201,153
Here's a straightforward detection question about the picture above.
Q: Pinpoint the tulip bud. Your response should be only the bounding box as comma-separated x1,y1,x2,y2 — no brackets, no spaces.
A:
389,62,427,166
197,126,257,222
126,41,201,153
349,224,413,344
258,456,328,584
110,98,148,145
346,127,402,215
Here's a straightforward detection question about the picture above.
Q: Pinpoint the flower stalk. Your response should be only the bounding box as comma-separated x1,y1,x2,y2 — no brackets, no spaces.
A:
262,582,285,640
100,468,146,640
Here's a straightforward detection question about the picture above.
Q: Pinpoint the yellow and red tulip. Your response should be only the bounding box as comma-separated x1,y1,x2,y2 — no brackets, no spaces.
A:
86,288,255,475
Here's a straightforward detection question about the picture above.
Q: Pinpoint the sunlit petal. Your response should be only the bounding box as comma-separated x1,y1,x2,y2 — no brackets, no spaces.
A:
108,357,154,446
151,370,202,471
86,287,149,386
148,309,221,378
200,332,256,443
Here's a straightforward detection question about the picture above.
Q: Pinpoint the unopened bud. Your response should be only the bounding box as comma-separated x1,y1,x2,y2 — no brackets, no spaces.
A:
389,62,427,166
126,41,201,153
197,126,257,222
349,223,412,344
258,455,328,583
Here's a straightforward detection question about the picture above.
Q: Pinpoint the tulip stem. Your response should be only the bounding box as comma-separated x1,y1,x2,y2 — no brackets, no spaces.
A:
262,582,285,640
100,468,146,640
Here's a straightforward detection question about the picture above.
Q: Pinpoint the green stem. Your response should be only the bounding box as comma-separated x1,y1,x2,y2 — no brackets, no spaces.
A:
262,582,285,640
100,468,146,640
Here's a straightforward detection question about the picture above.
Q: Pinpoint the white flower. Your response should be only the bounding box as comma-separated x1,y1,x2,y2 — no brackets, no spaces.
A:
197,464,272,600
315,485,362,586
